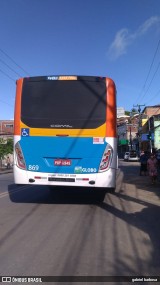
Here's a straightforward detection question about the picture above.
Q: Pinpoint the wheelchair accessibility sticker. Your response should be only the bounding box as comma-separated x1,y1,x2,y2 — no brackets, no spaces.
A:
21,128,30,136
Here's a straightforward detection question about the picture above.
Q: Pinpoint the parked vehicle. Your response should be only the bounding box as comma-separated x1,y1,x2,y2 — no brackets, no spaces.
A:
124,152,129,160
124,151,139,161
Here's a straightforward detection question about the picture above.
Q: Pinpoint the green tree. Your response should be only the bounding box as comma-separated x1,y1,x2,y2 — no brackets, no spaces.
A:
0,138,13,159
125,111,130,116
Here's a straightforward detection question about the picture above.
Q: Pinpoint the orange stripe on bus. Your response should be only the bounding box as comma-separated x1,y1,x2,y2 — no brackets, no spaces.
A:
106,78,117,138
14,78,23,135
20,121,106,137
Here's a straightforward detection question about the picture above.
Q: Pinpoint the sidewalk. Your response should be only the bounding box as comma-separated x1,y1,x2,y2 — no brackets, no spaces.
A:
126,174,160,206
118,160,160,206
0,167,13,175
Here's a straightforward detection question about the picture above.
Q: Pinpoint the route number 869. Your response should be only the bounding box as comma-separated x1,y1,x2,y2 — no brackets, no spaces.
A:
28,165,39,171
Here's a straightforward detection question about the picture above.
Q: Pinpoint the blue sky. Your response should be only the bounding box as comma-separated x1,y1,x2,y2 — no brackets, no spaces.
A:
0,0,160,119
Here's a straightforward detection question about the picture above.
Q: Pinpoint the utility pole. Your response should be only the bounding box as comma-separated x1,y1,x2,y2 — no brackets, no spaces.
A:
133,104,145,114
148,118,152,153
133,104,145,152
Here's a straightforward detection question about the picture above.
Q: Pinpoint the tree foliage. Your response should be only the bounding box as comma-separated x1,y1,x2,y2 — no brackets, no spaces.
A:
0,138,13,158
125,111,130,116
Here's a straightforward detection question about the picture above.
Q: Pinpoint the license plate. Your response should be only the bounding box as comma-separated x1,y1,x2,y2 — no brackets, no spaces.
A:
54,159,71,166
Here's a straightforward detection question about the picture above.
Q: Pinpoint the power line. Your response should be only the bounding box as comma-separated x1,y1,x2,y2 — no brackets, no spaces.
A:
133,104,145,113
0,98,14,108
0,68,15,82
0,47,30,76
145,88,160,105
0,58,22,77
139,61,160,102
135,38,160,103
141,38,160,91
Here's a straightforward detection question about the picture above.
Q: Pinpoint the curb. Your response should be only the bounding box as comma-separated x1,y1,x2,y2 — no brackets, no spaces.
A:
0,169,13,175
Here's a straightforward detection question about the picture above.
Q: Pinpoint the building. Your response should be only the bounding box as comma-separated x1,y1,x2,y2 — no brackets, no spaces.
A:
117,113,139,156
140,106,160,152
142,105,160,117
117,105,160,156
0,120,14,144
0,120,14,135
117,107,125,118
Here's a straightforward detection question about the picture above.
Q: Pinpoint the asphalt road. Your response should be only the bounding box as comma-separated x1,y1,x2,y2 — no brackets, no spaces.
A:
0,160,160,285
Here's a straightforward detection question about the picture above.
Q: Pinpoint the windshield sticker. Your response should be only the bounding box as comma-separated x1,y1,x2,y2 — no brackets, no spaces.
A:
93,137,104,144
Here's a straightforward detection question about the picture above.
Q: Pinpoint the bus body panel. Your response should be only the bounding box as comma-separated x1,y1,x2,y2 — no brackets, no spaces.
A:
14,135,117,188
14,168,116,188
18,136,107,174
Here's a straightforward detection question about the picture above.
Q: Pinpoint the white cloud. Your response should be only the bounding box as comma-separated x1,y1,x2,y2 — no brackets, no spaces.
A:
137,16,160,35
107,16,160,60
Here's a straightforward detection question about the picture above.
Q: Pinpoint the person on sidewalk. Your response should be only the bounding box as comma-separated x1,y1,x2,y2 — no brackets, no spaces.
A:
139,151,148,176
156,150,160,181
6,157,11,169
147,153,158,184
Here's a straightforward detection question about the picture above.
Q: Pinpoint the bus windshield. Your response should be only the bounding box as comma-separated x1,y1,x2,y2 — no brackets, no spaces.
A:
21,76,106,129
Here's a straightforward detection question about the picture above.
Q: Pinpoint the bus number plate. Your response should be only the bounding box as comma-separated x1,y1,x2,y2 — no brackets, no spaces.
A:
54,159,71,166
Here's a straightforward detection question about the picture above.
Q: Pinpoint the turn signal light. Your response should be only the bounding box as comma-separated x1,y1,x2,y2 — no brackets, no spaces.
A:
15,142,26,170
99,145,113,172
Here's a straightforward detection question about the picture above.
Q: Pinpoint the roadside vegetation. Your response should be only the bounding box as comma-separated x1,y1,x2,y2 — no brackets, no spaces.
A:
0,138,13,166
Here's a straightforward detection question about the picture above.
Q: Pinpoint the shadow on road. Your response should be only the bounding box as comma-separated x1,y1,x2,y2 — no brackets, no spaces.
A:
118,161,160,199
97,161,160,275
100,198,160,273
7,161,160,276
8,184,106,204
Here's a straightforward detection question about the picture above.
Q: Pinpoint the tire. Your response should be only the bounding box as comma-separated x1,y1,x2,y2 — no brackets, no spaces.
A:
93,189,106,202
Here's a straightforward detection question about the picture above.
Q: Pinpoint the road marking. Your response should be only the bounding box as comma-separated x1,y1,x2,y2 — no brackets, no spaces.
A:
0,185,33,199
